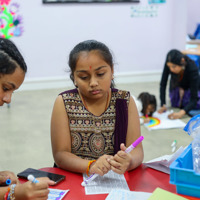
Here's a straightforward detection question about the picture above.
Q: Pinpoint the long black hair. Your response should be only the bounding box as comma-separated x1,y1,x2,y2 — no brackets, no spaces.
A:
138,92,157,116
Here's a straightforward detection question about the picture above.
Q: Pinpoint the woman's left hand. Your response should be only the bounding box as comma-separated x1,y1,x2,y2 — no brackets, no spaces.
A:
168,109,186,119
108,143,132,174
0,171,19,186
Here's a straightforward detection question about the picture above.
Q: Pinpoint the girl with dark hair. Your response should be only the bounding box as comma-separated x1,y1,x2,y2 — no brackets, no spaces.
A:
158,49,200,119
138,92,157,117
132,92,157,124
0,38,27,105
0,38,54,199
51,40,144,177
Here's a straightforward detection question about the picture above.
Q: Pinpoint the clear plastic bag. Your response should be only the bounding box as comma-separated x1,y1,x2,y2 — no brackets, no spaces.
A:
184,114,200,173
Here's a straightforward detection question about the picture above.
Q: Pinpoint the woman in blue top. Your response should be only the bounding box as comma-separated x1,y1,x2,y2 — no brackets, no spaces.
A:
158,49,200,119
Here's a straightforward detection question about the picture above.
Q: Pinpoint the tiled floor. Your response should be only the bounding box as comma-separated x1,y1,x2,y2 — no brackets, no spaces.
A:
0,82,192,175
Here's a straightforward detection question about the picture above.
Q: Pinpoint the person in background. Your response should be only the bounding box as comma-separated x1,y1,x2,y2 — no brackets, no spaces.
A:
158,49,200,119
51,40,144,177
132,92,157,124
0,38,54,200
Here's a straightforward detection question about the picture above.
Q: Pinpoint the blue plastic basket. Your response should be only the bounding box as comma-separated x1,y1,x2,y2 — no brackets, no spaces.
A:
170,144,200,198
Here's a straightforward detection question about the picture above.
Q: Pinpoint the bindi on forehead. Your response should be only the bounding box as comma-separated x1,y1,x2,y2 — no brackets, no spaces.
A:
89,66,92,70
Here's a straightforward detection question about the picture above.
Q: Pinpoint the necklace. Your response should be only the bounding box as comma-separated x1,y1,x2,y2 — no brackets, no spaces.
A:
79,90,110,134
80,90,110,114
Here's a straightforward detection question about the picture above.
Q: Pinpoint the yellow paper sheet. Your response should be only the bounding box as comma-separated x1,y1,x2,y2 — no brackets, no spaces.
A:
148,188,188,200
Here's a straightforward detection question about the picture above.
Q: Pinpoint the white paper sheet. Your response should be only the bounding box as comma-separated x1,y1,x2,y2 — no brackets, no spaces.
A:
144,111,186,130
105,189,152,200
48,189,69,200
83,170,129,195
143,146,185,174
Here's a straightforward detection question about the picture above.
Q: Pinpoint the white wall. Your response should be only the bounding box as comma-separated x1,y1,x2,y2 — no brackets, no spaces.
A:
187,0,200,35
9,0,187,90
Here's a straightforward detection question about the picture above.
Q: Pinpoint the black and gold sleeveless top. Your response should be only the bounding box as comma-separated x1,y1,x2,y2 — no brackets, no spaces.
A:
60,88,130,160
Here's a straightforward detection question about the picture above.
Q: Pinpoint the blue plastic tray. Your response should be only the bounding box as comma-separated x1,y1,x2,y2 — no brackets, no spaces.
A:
170,144,200,198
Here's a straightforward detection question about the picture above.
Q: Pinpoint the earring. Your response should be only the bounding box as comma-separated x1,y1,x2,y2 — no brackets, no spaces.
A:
112,75,114,80
74,81,77,87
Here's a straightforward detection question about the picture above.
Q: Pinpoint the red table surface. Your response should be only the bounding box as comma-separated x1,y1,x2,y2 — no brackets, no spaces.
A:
19,165,200,200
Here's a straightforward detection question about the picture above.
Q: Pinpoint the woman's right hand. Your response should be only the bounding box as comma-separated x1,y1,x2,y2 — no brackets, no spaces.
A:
15,177,55,200
89,155,113,176
157,105,167,113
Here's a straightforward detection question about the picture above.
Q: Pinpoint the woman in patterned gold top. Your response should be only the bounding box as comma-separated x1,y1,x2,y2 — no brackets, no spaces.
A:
51,40,144,177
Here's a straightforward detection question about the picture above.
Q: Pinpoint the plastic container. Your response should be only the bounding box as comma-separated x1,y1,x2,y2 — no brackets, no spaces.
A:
184,114,200,174
192,134,200,174
170,144,200,198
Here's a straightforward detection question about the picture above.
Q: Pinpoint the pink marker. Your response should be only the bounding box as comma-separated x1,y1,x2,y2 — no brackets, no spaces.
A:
125,136,144,153
81,136,144,186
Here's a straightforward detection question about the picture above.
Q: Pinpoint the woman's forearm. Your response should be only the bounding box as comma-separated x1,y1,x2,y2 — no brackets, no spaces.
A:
0,187,9,200
128,147,144,171
54,151,89,174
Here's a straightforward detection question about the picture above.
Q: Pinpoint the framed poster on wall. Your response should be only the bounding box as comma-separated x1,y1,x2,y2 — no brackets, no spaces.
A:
43,0,139,3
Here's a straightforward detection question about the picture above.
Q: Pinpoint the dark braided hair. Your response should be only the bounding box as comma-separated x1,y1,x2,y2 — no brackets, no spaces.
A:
138,92,157,116
0,38,27,75
68,40,115,88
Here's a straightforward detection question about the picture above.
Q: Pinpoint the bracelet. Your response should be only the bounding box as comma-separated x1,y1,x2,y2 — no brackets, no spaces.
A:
86,160,96,176
8,184,16,200
4,186,10,200
4,191,9,200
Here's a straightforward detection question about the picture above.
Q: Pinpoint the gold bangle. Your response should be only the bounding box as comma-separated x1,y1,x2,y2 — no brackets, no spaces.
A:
86,160,96,176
